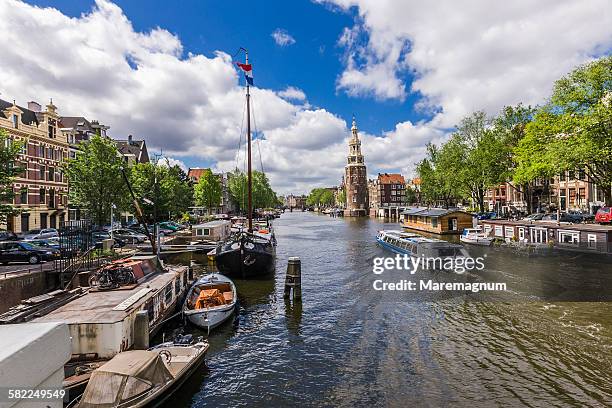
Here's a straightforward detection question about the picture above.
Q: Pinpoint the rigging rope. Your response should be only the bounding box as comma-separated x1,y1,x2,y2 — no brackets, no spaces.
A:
249,93,266,174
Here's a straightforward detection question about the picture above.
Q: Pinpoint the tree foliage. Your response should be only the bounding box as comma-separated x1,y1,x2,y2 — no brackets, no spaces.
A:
0,129,25,225
194,169,222,213
228,170,279,211
514,56,612,205
130,162,193,222
64,135,128,227
306,188,334,207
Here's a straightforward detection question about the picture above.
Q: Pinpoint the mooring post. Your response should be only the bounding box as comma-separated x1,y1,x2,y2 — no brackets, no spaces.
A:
284,257,302,301
134,310,149,350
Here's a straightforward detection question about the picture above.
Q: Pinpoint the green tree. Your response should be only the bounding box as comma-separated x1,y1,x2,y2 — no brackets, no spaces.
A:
416,143,462,208
228,170,279,211
0,129,24,225
130,162,193,221
64,135,128,227
337,187,346,208
194,169,222,214
404,185,416,204
515,56,612,205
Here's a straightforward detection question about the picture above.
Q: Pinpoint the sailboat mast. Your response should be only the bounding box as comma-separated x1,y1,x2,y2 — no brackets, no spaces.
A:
245,51,253,232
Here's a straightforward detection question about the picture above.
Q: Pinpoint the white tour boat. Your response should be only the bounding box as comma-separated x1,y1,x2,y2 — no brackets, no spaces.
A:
376,230,469,259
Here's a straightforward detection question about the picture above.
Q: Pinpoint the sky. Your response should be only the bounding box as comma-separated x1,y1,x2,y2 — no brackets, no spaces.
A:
0,0,611,194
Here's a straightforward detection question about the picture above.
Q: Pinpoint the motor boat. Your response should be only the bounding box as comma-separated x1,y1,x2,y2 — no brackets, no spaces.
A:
460,227,494,246
71,337,208,407
376,230,470,259
182,274,237,331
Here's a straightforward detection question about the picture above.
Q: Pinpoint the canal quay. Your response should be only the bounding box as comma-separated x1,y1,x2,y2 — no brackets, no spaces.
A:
155,211,612,407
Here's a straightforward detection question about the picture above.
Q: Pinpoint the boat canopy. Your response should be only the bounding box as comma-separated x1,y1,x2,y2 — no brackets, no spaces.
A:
79,350,173,408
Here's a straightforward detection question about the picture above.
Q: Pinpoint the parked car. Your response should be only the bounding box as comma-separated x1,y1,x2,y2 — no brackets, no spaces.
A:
0,241,60,264
477,212,497,220
541,212,577,223
92,231,126,249
523,213,545,221
158,222,181,232
23,228,59,240
28,238,60,251
595,207,612,224
110,228,147,244
0,230,18,241
567,211,593,223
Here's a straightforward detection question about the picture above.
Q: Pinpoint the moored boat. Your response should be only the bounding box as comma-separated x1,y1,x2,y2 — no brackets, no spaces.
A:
460,227,494,246
183,274,237,331
376,230,469,259
72,337,209,407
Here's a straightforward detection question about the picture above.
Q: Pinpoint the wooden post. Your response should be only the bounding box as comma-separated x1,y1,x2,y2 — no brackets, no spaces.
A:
284,257,302,301
133,310,149,350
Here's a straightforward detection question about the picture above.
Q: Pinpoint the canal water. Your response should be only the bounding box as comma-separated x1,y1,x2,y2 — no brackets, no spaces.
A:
160,211,612,407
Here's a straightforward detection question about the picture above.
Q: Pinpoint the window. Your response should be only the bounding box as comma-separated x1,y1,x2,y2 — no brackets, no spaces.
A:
39,188,46,204
518,227,525,241
587,234,597,249
431,218,438,228
20,188,27,205
559,172,566,181
39,165,45,180
48,167,54,181
49,189,55,208
484,225,492,235
175,277,181,296
579,169,586,180
38,145,44,157
530,228,547,244
494,226,503,237
558,230,579,245
164,284,173,304
48,120,56,139
12,114,18,128
504,227,514,238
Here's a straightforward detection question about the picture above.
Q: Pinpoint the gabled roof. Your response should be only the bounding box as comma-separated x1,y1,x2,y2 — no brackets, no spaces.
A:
378,173,405,184
0,98,40,126
59,116,92,132
187,168,210,181
114,138,148,163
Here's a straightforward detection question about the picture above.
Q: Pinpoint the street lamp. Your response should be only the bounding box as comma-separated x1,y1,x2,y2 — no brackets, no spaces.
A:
110,203,116,241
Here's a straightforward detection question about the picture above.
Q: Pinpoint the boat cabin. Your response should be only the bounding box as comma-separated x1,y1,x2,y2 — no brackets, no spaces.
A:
479,219,612,254
192,220,231,242
402,208,475,234
35,256,191,360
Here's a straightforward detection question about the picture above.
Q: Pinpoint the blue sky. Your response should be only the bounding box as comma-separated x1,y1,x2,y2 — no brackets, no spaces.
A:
3,0,610,193
28,0,425,137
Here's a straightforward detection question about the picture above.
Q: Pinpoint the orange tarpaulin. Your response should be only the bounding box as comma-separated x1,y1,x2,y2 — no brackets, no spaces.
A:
195,289,225,309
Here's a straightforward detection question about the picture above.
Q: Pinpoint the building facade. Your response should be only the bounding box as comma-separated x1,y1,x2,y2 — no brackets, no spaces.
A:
285,194,306,210
344,117,368,217
187,168,235,214
368,173,407,217
0,99,69,233
114,135,149,165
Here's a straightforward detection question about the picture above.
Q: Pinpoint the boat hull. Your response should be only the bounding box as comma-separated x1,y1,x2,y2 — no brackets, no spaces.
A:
460,236,493,246
215,237,275,278
185,306,235,330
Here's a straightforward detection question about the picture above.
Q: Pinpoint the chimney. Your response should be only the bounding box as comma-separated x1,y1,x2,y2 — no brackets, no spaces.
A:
128,134,133,144
28,101,41,112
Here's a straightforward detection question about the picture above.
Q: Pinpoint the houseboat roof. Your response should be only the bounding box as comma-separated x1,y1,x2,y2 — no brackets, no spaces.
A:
480,219,612,233
401,208,473,217
35,271,179,325
193,220,230,228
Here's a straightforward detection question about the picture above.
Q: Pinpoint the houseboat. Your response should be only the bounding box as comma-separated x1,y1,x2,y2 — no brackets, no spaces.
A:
191,220,231,244
35,256,192,360
402,208,475,235
479,219,612,254
376,230,469,259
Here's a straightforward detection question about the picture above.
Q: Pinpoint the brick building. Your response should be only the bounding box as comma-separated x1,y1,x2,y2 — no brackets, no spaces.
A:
344,117,368,216
0,99,69,233
368,173,407,218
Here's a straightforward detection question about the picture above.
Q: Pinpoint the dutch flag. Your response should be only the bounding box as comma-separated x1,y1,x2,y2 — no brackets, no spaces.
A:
236,62,254,85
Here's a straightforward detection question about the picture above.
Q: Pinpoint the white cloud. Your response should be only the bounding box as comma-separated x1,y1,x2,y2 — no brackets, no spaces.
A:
157,157,188,172
277,86,307,101
271,28,296,47
326,0,612,127
0,0,340,193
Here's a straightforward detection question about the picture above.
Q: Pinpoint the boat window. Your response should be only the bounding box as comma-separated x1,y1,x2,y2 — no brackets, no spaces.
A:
174,277,181,296
81,372,125,405
122,376,153,401
164,284,173,304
